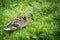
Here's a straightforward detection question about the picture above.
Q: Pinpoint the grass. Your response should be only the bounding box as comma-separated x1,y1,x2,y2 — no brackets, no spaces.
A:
0,0,60,40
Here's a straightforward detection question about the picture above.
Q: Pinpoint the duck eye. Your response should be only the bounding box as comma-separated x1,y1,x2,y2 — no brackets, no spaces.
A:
12,23,19,27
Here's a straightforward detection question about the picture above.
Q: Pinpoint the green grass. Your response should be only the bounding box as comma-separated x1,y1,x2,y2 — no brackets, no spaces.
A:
0,0,60,40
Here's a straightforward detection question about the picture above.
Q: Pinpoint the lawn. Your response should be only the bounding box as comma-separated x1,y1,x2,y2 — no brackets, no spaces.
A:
0,0,60,40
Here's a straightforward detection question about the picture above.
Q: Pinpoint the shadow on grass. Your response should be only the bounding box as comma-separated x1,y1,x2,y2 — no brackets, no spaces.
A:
53,14,60,40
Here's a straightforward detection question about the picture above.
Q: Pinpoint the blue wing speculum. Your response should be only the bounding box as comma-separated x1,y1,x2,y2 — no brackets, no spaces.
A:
12,23,20,28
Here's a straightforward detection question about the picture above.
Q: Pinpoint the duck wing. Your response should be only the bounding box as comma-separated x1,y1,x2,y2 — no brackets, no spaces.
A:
4,16,24,30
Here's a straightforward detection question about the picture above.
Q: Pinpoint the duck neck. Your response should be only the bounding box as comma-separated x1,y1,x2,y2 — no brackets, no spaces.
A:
24,16,28,21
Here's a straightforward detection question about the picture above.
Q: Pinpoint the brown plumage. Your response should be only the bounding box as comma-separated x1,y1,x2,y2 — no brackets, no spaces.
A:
4,13,34,31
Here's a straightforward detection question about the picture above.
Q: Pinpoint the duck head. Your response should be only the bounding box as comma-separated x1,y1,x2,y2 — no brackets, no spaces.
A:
24,13,34,20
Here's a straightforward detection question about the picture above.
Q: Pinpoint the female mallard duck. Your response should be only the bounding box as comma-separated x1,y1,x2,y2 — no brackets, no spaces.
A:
4,13,34,31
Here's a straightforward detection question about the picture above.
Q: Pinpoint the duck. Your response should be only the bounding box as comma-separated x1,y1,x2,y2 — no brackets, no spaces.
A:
4,13,34,31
